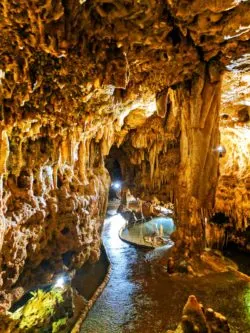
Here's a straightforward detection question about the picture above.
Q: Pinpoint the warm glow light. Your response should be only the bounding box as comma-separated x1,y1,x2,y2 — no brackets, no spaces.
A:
220,127,250,176
55,276,65,288
147,100,157,113
239,100,250,106
0,69,5,85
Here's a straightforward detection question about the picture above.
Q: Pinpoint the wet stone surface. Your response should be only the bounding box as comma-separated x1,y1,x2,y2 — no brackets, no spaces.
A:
81,214,250,333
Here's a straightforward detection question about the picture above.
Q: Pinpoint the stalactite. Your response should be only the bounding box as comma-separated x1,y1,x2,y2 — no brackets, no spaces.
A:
101,122,115,157
156,90,168,118
0,120,114,310
0,130,9,176
0,0,249,315
149,142,157,180
78,140,86,184
205,223,227,250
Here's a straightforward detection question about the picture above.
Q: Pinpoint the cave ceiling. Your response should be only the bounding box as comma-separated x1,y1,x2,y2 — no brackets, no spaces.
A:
0,0,250,139
0,0,250,312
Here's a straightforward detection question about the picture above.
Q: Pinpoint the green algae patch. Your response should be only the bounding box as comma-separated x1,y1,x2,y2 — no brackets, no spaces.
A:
52,317,68,333
244,287,250,320
0,287,73,333
11,289,66,331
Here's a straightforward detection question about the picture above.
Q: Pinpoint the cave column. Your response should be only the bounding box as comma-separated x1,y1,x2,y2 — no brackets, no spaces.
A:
174,63,222,254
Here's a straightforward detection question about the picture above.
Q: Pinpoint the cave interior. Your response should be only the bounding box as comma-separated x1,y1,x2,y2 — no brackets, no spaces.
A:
0,0,250,332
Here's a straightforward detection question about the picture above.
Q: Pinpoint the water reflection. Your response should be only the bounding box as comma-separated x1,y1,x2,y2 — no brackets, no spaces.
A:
81,214,140,333
120,216,175,248
81,214,250,333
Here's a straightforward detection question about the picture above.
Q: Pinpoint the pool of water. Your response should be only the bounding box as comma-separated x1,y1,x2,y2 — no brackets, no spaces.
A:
81,214,250,333
120,217,175,248
143,217,175,235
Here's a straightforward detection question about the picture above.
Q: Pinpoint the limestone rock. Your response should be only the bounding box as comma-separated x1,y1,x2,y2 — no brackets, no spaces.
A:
168,295,230,333
0,0,249,315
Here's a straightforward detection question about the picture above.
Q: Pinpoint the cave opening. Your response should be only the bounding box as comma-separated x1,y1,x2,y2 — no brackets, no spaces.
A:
210,212,229,225
105,151,123,200
104,144,176,250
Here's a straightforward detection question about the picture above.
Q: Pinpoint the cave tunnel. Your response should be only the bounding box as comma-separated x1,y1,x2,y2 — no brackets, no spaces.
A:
105,147,123,200
210,212,230,225
0,1,250,333
105,157,122,183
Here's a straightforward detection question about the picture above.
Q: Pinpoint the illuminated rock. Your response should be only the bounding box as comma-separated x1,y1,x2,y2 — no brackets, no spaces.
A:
0,0,249,318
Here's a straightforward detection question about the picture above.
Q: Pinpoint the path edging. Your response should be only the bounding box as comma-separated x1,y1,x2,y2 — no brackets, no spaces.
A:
71,244,112,333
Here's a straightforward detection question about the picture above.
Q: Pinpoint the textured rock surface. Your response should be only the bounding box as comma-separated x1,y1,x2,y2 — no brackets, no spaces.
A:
0,127,111,309
0,0,250,312
167,295,230,333
116,62,222,254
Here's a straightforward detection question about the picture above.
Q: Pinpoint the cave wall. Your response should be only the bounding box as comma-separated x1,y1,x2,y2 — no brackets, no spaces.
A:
117,62,223,253
203,71,250,251
216,71,250,232
0,123,114,310
0,0,250,309
116,69,250,252
216,127,250,230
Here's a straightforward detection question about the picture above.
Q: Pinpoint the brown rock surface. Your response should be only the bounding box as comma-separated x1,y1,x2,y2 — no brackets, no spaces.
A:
0,0,249,312
168,295,230,333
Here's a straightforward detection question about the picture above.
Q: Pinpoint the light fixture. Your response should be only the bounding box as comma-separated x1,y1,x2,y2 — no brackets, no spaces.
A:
54,276,66,289
213,145,226,157
112,182,121,189
216,145,225,153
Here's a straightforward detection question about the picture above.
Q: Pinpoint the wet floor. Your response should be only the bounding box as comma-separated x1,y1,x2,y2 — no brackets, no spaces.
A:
81,214,250,333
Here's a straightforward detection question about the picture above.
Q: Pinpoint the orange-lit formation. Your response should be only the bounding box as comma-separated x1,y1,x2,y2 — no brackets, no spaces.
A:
0,0,249,332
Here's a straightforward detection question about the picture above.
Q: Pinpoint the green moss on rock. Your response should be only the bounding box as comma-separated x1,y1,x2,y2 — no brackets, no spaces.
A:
0,287,73,333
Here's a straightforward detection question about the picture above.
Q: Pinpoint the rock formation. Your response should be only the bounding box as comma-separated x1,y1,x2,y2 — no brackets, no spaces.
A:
0,0,249,314
167,295,230,333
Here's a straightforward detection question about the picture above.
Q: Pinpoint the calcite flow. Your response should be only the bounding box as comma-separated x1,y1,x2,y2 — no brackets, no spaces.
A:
0,0,249,311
